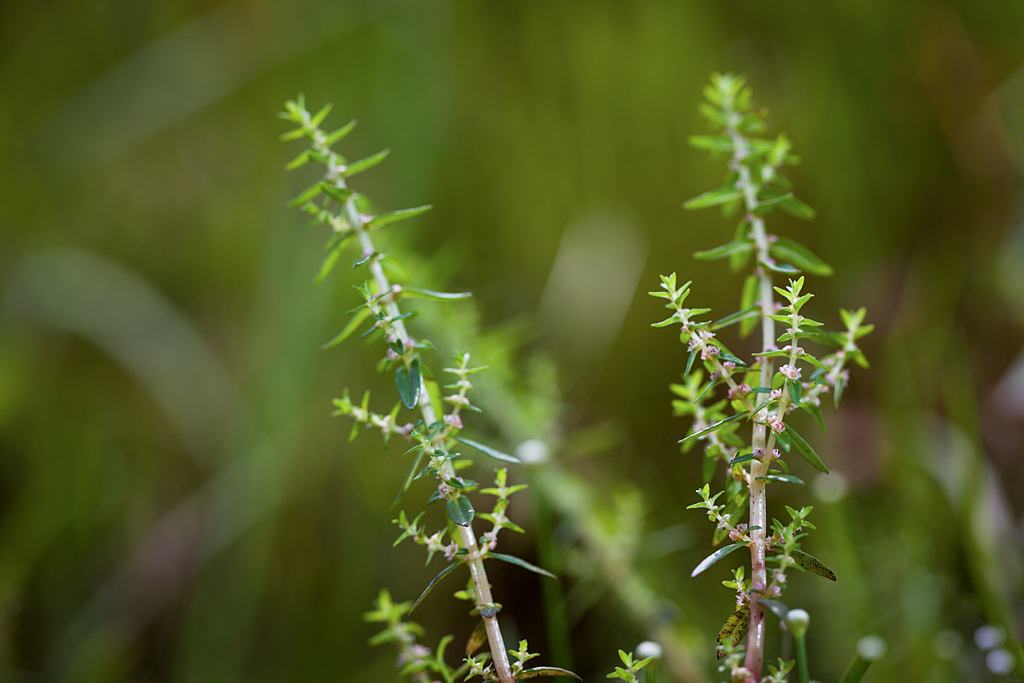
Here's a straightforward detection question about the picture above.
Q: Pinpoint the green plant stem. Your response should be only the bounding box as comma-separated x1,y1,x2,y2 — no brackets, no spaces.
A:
341,198,514,683
793,633,809,683
725,115,775,681
837,655,871,683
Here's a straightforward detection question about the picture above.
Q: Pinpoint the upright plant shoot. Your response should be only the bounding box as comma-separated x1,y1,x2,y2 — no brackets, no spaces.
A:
651,75,872,682
279,96,580,683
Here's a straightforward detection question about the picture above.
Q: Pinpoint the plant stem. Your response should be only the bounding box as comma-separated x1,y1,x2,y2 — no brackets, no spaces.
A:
725,120,775,681
793,633,809,683
342,199,515,683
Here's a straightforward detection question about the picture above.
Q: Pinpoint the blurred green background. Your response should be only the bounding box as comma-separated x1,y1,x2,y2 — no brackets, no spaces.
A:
1,0,1024,681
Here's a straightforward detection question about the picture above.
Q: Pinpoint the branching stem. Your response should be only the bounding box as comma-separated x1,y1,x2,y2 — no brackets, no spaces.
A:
726,117,775,681
341,199,514,683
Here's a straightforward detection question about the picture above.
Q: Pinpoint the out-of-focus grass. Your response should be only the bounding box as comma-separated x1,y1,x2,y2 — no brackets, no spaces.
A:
0,1,1022,681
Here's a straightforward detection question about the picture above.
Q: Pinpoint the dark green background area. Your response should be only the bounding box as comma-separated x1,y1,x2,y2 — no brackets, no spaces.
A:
1,1,1023,681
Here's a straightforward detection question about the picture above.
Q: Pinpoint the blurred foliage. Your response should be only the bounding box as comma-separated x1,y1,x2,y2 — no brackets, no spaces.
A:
1,1,1024,682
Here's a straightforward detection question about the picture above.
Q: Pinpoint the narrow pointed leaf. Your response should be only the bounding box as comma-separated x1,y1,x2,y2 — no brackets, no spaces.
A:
314,246,344,284
685,349,697,377
466,620,487,656
729,452,755,465
756,474,805,485
694,240,754,261
684,187,742,209
446,495,474,527
344,148,390,176
488,552,557,580
740,274,760,337
680,412,748,443
760,260,801,275
411,561,461,612
325,120,357,145
752,192,794,216
396,361,421,409
288,182,323,208
717,606,751,659
322,308,373,349
792,550,837,581
401,287,472,301
518,668,582,680
689,135,734,152
691,542,747,577
285,150,310,170
770,238,833,276
780,195,817,221
834,379,845,409
787,379,802,404
453,436,521,464
787,426,829,473
799,401,827,434
390,451,424,510
757,598,790,620
367,205,433,229
712,305,760,331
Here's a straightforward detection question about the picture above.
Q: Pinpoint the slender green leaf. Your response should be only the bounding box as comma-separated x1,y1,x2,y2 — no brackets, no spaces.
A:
691,542,747,577
401,287,472,301
288,182,323,208
680,412,748,443
684,187,742,209
689,135,733,152
309,102,333,126
325,120,357,145
717,606,751,659
446,495,475,527
756,474,805,485
740,275,760,337
322,308,373,350
411,561,461,612
453,436,521,464
320,184,351,203
518,668,582,680
488,552,557,580
788,426,829,473
712,305,760,331
352,251,377,268
757,598,790,621
315,246,343,285
752,192,793,217
390,451,425,510
396,360,421,410
694,240,754,261
799,401,827,434
285,150,310,170
787,379,802,404
761,260,801,275
792,550,837,581
770,238,833,276
685,349,697,377
466,620,487,656
780,195,817,221
367,205,433,229
344,148,390,176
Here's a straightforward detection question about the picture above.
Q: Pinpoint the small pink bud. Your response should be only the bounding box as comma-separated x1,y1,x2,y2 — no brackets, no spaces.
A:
780,364,801,380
